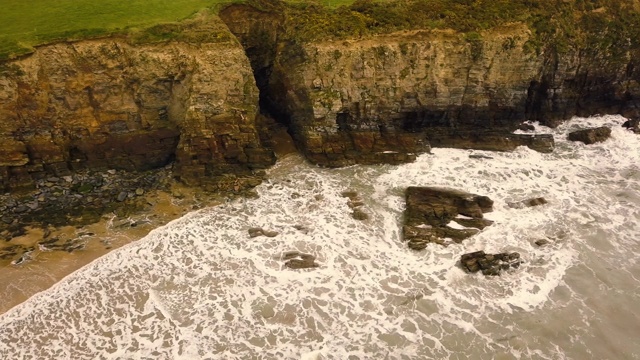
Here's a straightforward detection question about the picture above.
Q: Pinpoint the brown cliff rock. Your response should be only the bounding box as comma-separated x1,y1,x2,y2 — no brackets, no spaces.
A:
220,3,639,165
0,14,275,193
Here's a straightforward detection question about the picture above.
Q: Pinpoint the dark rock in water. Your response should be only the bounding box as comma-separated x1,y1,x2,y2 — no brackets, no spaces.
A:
622,118,640,134
460,250,521,276
403,187,494,248
469,154,494,160
567,126,611,144
426,129,555,153
340,190,359,200
351,208,369,221
518,123,536,132
508,197,548,209
282,251,318,269
535,239,550,247
248,227,279,238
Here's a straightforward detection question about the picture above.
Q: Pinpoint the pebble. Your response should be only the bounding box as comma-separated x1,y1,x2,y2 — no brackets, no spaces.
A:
116,192,128,202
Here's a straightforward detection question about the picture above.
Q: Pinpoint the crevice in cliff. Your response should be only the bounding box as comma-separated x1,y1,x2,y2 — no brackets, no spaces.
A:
219,2,300,154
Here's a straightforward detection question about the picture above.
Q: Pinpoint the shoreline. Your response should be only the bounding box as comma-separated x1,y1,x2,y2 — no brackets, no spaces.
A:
0,125,297,315
0,184,222,315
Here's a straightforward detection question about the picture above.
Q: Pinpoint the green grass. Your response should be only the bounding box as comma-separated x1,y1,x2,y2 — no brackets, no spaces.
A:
0,0,231,60
1,0,639,62
0,0,360,60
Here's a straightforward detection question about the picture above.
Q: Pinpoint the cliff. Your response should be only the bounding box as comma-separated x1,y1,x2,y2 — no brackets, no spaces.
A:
0,13,275,193
1,1,639,192
221,0,640,166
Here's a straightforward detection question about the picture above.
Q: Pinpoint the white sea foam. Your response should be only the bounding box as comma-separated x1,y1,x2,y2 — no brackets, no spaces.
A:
0,115,639,359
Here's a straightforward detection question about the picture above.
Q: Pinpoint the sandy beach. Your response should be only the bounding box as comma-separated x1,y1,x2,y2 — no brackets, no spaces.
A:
0,185,221,315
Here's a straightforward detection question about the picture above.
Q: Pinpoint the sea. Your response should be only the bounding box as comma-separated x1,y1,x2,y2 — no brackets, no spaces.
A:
0,115,638,359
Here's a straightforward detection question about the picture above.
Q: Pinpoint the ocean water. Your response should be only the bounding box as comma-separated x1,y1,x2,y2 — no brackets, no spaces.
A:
0,115,639,359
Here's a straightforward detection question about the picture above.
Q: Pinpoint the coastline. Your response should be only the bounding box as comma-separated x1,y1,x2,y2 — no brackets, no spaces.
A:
0,184,221,315
0,125,296,315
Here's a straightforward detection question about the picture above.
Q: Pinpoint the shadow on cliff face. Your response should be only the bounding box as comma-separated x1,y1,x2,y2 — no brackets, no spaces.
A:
219,1,298,147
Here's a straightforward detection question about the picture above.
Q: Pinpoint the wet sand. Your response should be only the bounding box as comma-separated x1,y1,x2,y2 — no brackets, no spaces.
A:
0,185,221,315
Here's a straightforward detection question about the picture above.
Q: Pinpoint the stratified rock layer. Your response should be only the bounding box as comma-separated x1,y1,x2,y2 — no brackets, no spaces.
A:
403,186,494,249
0,14,275,193
221,4,639,166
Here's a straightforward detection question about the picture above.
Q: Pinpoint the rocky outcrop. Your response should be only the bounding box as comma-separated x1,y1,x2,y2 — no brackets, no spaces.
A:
567,126,612,144
0,13,275,194
460,250,521,276
403,187,494,249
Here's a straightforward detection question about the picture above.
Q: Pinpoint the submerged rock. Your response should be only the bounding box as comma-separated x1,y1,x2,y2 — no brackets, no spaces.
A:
508,197,548,209
403,187,494,248
567,126,611,144
460,250,521,276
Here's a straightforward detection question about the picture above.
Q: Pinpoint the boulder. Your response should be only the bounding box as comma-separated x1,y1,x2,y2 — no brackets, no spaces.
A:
567,126,611,144
460,250,521,276
403,187,494,248
282,251,318,269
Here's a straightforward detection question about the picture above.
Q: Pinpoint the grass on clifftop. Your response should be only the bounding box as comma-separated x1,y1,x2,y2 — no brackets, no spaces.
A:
0,0,360,61
0,0,230,60
2,0,639,61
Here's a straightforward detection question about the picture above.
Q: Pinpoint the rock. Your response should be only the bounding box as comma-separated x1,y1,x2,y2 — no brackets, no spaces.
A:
282,251,319,269
351,208,369,221
116,192,128,202
508,197,548,209
403,187,493,247
135,188,145,196
518,123,536,131
293,224,311,234
469,154,494,160
340,190,359,200
427,130,555,153
460,251,521,276
622,118,640,133
567,126,612,144
248,228,264,238
248,227,279,238
262,230,279,237
534,239,550,247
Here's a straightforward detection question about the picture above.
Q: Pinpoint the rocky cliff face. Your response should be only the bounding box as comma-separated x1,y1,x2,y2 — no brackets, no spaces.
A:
0,14,275,193
221,4,639,166
2,4,639,193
